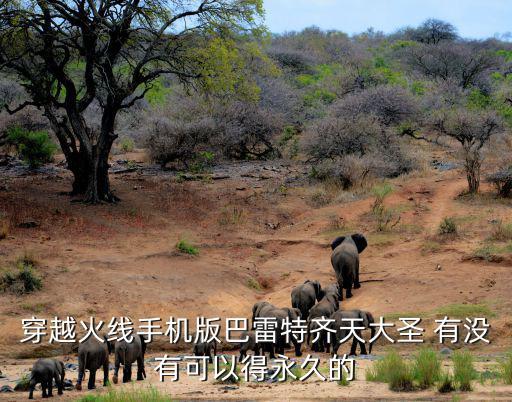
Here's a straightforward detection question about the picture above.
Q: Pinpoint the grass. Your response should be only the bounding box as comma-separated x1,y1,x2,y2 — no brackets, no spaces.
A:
77,387,172,402
438,217,457,235
366,350,414,392
421,240,442,255
489,220,512,241
437,371,455,393
247,277,261,291
473,242,512,261
412,348,441,389
499,351,512,384
175,239,199,256
0,256,42,295
119,137,135,153
435,303,497,319
452,350,476,391
218,206,246,226
20,302,48,313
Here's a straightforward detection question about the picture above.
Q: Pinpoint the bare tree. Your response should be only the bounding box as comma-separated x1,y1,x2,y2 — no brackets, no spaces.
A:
0,0,263,202
411,19,458,44
407,42,499,89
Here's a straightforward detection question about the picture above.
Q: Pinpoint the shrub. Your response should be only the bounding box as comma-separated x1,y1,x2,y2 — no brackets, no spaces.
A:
119,137,135,153
453,350,476,391
438,217,457,235
1,259,42,295
499,351,512,385
6,127,57,168
146,116,214,168
486,168,512,197
175,239,199,256
371,183,400,231
412,348,441,389
247,277,261,291
366,350,414,391
437,371,455,393
77,387,172,402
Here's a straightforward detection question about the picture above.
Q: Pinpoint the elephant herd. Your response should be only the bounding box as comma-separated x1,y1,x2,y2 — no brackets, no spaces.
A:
27,335,146,399
195,233,376,361
26,233,370,399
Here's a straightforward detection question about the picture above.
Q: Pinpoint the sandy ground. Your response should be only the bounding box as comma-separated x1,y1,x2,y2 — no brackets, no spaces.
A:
1,150,512,400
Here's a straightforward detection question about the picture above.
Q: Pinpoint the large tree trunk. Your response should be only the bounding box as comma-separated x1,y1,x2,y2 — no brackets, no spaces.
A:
465,153,481,194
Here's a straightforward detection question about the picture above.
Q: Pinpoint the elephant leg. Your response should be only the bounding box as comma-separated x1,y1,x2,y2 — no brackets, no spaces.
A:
349,337,358,356
28,378,36,399
357,331,367,355
112,354,120,384
354,262,361,289
76,358,85,390
318,332,325,353
345,281,353,299
331,338,340,357
54,372,63,395
88,369,97,390
41,381,48,398
137,356,145,381
47,378,53,397
103,360,109,386
123,363,132,383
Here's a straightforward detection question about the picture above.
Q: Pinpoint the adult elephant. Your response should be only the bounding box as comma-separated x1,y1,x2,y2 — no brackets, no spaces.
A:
291,280,324,320
76,336,112,391
307,284,341,352
252,302,303,358
331,234,368,300
329,309,376,357
112,335,147,384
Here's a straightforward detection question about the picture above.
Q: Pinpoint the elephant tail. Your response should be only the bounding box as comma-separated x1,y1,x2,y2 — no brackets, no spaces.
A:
139,334,147,356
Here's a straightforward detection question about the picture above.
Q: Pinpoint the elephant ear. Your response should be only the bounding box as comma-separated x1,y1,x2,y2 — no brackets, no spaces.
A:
331,236,346,250
351,233,368,253
312,281,323,301
359,311,372,328
103,335,113,354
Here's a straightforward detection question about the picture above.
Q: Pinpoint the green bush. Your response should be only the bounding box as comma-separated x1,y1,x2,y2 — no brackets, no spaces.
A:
438,217,457,235
119,137,135,153
412,348,441,389
437,371,455,393
77,387,172,402
453,350,476,391
7,127,57,168
366,350,414,391
500,351,512,384
0,259,42,295
175,239,199,256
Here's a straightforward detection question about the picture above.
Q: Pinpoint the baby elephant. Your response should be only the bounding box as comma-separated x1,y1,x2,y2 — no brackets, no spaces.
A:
112,335,147,384
28,358,65,399
193,340,218,363
238,331,261,359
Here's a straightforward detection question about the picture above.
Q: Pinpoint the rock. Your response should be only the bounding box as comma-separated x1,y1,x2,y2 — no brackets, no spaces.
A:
220,385,238,391
62,379,74,390
440,347,452,356
436,264,442,271
0,385,14,393
64,363,78,371
18,221,39,229
14,376,31,391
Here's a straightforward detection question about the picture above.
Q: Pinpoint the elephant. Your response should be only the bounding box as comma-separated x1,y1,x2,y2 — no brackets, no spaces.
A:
193,340,218,363
256,305,303,358
331,233,368,299
251,301,275,328
112,335,147,384
329,309,376,357
307,284,341,352
238,331,262,359
291,280,324,319
76,336,112,391
28,358,65,399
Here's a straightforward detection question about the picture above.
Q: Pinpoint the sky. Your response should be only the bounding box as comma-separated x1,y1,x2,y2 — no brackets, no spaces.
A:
264,0,512,40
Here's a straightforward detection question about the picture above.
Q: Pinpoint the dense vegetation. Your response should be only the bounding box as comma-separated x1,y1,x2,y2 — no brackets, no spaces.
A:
2,14,512,198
